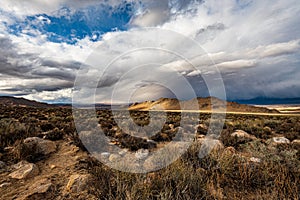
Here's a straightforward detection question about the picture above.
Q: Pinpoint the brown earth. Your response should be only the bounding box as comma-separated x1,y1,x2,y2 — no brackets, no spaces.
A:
0,96,57,108
129,97,279,113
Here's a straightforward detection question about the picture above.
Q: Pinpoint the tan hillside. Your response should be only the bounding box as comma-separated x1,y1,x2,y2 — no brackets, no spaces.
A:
129,97,279,113
0,96,56,108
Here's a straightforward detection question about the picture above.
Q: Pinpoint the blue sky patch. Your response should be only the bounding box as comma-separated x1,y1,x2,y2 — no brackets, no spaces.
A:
8,2,135,44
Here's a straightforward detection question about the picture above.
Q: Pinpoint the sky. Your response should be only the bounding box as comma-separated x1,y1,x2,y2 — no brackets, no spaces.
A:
0,0,300,103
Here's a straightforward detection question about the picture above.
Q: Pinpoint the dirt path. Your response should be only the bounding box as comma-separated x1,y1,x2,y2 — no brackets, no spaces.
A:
0,140,89,200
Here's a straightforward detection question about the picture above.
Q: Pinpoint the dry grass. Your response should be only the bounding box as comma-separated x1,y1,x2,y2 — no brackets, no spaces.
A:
0,106,299,199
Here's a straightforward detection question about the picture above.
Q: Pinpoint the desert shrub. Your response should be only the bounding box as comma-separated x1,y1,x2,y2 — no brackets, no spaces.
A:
90,158,207,200
0,119,38,148
11,140,44,162
285,131,299,141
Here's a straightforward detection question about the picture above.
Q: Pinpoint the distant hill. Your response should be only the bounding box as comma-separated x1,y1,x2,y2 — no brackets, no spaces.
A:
129,97,279,113
234,97,300,105
0,96,58,108
0,96,280,113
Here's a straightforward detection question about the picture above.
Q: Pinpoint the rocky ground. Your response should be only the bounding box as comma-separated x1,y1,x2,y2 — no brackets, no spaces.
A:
0,106,299,199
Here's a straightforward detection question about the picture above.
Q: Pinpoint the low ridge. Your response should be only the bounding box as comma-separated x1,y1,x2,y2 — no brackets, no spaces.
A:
0,96,56,108
129,97,280,113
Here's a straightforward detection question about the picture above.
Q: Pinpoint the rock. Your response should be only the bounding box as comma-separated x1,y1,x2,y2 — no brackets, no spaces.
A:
231,130,257,140
23,137,56,155
249,157,261,163
292,139,300,144
17,178,53,200
64,174,92,193
100,152,111,159
135,149,149,160
263,126,272,134
118,149,128,156
168,124,175,130
50,165,56,169
28,178,53,194
198,139,224,159
268,137,290,145
9,161,39,179
0,182,11,188
109,154,121,162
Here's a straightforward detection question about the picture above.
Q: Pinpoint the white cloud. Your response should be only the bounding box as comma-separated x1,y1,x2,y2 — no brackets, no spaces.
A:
0,0,124,18
216,59,257,69
24,88,73,102
1,0,300,102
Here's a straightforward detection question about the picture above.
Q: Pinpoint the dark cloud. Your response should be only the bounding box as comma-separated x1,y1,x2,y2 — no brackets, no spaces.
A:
196,23,226,35
0,37,35,77
1,0,300,103
0,35,84,97
131,0,205,27
97,75,120,88
40,60,83,70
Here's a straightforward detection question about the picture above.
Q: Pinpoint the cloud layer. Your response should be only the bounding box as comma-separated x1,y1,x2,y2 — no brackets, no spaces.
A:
0,0,300,102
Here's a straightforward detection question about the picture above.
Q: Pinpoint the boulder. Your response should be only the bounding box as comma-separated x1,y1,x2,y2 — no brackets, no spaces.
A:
198,139,224,159
9,161,39,179
268,137,290,145
23,137,56,156
231,130,257,140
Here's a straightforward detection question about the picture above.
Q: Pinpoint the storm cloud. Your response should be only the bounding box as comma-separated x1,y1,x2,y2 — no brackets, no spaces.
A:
0,0,300,103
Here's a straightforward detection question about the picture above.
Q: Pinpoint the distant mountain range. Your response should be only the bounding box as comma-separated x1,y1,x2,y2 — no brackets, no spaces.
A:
233,97,300,105
0,96,58,108
2,96,299,113
0,96,122,109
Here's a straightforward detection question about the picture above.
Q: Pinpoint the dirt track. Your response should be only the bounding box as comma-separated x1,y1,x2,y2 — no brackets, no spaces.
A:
128,109,300,116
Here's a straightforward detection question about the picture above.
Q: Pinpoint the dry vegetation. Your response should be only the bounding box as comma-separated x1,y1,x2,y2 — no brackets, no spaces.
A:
0,105,299,199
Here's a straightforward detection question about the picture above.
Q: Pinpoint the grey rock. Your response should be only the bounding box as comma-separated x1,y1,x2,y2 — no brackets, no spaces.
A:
9,161,39,179
23,137,56,155
270,137,290,144
231,130,257,140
